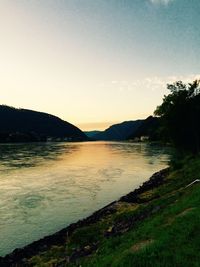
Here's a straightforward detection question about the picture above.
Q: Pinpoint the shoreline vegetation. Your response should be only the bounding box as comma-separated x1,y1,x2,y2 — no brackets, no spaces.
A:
1,155,200,266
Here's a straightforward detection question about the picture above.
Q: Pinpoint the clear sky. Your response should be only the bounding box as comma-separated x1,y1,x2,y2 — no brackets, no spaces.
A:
0,0,200,130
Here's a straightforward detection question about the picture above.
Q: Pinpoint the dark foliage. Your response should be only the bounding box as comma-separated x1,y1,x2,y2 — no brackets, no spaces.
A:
154,80,200,153
127,116,161,141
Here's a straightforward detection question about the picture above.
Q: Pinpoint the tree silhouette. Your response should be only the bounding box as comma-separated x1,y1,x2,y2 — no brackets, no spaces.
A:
154,80,200,153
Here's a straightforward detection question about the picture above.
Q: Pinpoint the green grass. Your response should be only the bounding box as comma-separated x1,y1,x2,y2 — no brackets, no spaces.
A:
79,186,200,267
28,156,200,267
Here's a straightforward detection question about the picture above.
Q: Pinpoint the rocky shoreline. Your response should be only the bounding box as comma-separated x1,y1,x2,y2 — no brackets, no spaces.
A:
0,167,169,266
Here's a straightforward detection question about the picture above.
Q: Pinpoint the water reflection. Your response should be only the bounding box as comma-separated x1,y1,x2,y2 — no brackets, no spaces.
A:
0,141,172,256
0,143,79,170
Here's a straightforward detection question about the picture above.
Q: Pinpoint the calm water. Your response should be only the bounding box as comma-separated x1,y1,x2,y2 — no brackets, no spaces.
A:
0,141,171,256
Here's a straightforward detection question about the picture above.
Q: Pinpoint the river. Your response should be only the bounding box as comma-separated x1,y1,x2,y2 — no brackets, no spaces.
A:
0,141,171,256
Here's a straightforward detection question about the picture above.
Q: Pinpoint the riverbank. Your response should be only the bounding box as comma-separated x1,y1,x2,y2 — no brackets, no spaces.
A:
1,156,200,266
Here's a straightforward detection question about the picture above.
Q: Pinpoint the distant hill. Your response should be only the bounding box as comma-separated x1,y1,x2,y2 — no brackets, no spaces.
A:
127,116,160,141
84,131,102,139
0,105,87,142
93,120,143,141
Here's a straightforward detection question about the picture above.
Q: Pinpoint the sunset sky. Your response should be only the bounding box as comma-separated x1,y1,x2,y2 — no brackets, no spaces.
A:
0,0,200,130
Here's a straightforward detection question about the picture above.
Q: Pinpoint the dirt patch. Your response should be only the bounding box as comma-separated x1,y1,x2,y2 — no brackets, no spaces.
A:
163,207,196,227
176,207,196,217
164,217,175,226
131,239,154,252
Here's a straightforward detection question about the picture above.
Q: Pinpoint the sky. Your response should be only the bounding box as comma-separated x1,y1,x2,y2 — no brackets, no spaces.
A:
0,0,200,130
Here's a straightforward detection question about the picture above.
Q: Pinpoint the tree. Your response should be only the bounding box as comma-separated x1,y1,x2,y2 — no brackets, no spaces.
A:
154,80,200,153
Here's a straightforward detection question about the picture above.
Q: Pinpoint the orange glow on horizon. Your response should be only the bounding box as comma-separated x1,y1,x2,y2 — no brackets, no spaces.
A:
77,121,118,131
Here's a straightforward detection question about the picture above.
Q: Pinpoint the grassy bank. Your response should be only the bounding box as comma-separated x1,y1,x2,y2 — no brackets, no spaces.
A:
2,156,200,266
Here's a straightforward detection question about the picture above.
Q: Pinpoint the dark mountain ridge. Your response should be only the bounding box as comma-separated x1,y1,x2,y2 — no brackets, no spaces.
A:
0,105,87,142
84,131,102,139
93,120,144,141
